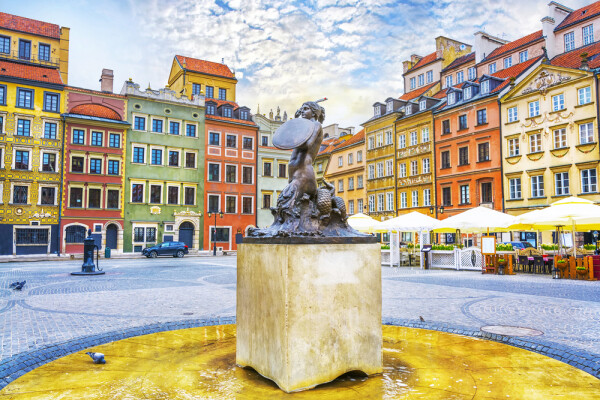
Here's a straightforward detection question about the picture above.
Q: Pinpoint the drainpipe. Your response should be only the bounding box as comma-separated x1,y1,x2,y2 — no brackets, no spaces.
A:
393,118,398,217
57,115,66,256
595,70,600,162
432,111,438,219
498,99,505,213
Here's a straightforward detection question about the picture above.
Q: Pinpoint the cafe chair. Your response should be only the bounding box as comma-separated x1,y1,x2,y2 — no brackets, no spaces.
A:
517,255,529,273
533,256,544,274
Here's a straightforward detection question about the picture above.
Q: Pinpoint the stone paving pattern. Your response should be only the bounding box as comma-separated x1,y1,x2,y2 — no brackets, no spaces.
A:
0,257,599,388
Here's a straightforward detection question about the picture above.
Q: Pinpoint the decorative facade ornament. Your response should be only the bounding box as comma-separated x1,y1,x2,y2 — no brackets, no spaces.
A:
521,70,571,96
174,209,202,217
150,206,161,215
31,209,52,219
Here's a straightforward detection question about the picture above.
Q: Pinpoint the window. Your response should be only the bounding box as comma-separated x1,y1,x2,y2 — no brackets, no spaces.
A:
242,196,252,213
399,163,406,177
146,228,157,243
206,86,214,98
0,115,3,133
0,85,5,106
476,109,487,125
387,160,394,176
134,116,145,130
441,151,450,169
460,185,470,204
376,133,383,147
105,134,118,149
509,178,521,199
374,106,381,117
240,110,249,120
65,226,86,243
133,228,145,242
458,114,467,130
107,190,119,209
583,24,594,45
357,175,363,188
504,56,512,69
151,149,162,165
531,175,544,198
261,136,269,146
168,121,179,135
422,158,430,173
91,131,103,146
226,196,236,213
386,130,393,145
70,187,83,207
410,77,416,89
71,156,84,173
529,133,542,153
376,162,384,178
89,158,102,174
489,63,496,74
262,194,271,209
555,172,569,195
168,151,179,167
338,180,344,192
43,92,59,112
580,122,594,144
0,36,9,54
348,153,354,165
40,187,55,205
338,156,343,167
528,101,540,117
88,188,101,208
44,122,57,139
478,142,490,162
185,124,197,137
480,80,489,94
423,189,431,206
442,120,450,134
377,193,384,211
508,138,520,156
448,92,456,105
468,67,476,80
357,198,363,213
226,134,236,148
108,160,119,175
554,128,567,148
459,147,469,165
14,150,29,170
442,187,451,206
243,166,253,184
519,50,528,63
185,152,196,168
456,71,464,84
400,192,407,209
581,169,597,193
18,39,31,59
42,153,56,172
410,131,418,146
152,119,163,133
348,200,354,215
16,88,33,109
368,195,375,212
168,186,179,204
445,75,453,88
368,164,375,179
552,94,564,111
184,187,195,205
223,107,233,118
388,192,395,210
368,136,374,149
209,132,220,146
209,164,220,181
418,74,424,86
218,88,227,100
426,70,433,83
508,106,518,122
13,185,28,204
192,83,201,95
16,119,31,136
348,177,354,190
226,165,237,183
419,99,426,110
278,163,286,178
398,135,406,148
150,185,162,204
208,195,220,212
206,104,216,115
578,86,592,105
410,160,418,175
564,31,575,51
263,162,272,177
243,137,253,150
422,127,430,142
464,86,472,100
133,147,145,163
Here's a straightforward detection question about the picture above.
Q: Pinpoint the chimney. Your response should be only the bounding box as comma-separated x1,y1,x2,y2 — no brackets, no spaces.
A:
100,68,114,93
543,2,573,59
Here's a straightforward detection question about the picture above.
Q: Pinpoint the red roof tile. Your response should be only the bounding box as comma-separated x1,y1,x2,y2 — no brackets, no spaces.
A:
442,52,475,72
550,41,600,69
405,51,438,73
483,31,543,62
0,60,62,84
206,98,240,110
333,129,365,152
0,12,60,39
432,88,449,99
399,82,438,101
206,114,256,127
66,86,126,99
176,55,235,79
70,104,122,120
490,55,541,81
555,1,600,32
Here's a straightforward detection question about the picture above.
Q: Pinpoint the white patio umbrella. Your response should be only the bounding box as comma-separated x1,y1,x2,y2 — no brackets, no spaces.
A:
347,213,385,233
379,211,440,231
433,207,517,234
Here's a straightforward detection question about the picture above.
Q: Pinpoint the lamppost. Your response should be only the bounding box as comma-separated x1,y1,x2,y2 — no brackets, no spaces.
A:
594,231,599,255
429,205,444,216
207,210,224,256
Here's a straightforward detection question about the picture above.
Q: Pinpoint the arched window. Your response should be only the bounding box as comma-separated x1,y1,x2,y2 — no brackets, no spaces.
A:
65,225,86,243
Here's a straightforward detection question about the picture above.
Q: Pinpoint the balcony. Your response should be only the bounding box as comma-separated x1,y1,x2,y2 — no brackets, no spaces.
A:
0,51,60,68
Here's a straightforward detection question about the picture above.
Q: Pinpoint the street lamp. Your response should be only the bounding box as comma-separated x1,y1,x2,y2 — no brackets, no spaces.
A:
207,210,224,256
594,231,599,255
429,205,444,215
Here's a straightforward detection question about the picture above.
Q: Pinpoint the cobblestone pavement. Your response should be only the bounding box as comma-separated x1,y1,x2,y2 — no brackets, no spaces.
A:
0,257,599,387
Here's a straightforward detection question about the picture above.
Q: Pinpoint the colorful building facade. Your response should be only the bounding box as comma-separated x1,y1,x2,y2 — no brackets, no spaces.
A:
168,55,237,102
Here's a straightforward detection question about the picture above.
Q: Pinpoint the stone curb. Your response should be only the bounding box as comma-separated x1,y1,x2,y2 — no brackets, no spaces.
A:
0,316,598,390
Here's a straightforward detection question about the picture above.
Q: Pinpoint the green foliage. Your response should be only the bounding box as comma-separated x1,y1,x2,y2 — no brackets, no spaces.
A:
583,244,596,250
407,243,421,249
496,243,513,251
432,244,454,251
541,243,559,250
576,266,587,271
381,245,390,250
556,259,567,264
497,258,506,263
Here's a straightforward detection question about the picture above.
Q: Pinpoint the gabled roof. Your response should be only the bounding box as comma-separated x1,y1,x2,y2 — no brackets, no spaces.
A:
332,129,365,153
66,86,126,99
550,41,600,69
0,60,63,85
442,52,475,72
0,12,60,39
489,56,542,84
175,55,236,80
70,104,122,120
482,30,543,62
318,136,348,156
399,82,438,101
206,98,239,110
555,1,600,32
405,51,439,74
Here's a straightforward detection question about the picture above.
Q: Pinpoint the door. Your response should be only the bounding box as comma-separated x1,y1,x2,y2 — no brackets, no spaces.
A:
106,224,118,250
179,222,194,249
158,242,171,256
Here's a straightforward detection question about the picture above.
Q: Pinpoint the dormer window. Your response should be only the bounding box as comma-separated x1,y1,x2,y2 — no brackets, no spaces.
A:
207,104,216,115
448,92,456,105
481,80,490,94
464,87,472,100
419,99,426,111
374,106,381,116
223,107,233,118
240,110,248,120
405,105,412,115
386,101,393,113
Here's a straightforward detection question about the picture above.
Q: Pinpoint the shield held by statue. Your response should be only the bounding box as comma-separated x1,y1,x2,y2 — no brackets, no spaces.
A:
272,118,317,150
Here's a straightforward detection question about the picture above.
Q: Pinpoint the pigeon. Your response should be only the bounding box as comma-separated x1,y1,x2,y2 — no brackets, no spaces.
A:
419,316,425,322
13,281,26,291
86,352,106,364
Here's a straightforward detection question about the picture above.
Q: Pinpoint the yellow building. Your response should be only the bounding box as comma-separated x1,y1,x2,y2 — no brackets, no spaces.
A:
167,55,237,102
314,133,352,187
323,129,366,216
500,45,600,245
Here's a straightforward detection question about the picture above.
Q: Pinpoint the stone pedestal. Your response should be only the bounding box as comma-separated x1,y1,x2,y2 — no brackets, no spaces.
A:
236,240,382,393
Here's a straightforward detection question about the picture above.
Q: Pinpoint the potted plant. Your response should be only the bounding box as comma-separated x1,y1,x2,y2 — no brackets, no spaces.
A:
556,259,568,270
576,266,588,276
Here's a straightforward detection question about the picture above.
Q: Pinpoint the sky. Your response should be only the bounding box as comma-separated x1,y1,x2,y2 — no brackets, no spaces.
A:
3,0,594,129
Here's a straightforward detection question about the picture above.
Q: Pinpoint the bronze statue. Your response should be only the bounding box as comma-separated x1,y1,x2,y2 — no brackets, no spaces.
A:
248,100,366,239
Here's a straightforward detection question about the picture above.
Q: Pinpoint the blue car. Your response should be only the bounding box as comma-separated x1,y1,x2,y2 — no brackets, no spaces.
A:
142,242,189,258
501,241,534,250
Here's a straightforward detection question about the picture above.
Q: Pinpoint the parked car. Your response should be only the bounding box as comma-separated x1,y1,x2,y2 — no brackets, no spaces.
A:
501,241,534,250
142,242,189,258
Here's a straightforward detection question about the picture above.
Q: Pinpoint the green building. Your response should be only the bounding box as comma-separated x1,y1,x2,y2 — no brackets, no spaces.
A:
120,80,205,253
